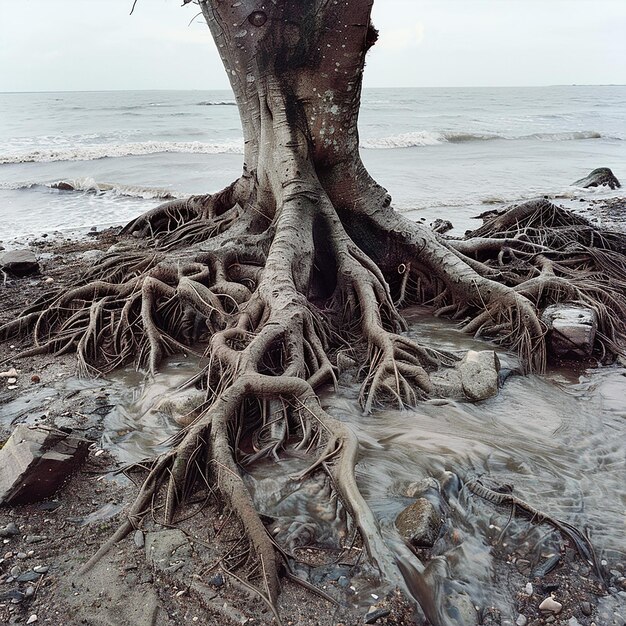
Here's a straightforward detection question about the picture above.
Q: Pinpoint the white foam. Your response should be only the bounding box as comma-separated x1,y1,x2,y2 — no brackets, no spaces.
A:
0,178,184,200
0,140,244,164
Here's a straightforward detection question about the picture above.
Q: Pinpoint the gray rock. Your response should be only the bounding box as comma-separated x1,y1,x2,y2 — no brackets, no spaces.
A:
573,167,621,190
581,601,592,616
0,250,39,276
80,249,105,264
0,425,89,504
133,530,145,548
0,522,19,537
395,497,442,548
458,350,500,401
364,608,391,624
445,592,479,626
542,305,597,358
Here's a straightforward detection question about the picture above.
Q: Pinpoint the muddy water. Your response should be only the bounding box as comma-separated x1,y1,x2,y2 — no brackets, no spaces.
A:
9,308,621,622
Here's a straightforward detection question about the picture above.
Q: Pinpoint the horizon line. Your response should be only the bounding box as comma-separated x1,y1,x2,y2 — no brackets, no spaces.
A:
1,83,625,95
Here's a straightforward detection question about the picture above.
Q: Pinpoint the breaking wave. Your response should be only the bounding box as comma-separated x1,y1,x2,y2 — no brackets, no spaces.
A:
0,178,184,200
0,130,613,163
196,100,237,106
0,140,245,164
360,129,607,149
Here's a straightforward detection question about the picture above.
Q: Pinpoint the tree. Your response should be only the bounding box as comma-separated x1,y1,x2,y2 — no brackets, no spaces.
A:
2,0,625,618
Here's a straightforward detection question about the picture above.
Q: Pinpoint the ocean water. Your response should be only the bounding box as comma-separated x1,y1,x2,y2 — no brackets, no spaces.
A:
0,85,625,242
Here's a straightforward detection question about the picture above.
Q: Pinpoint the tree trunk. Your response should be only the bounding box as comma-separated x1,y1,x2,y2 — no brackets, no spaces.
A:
3,0,625,622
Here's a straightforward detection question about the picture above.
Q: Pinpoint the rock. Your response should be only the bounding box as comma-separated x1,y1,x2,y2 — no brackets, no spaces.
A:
539,597,562,614
26,615,38,624
573,167,621,190
432,219,453,234
32,565,49,574
16,571,42,583
516,615,528,626
532,554,561,578
80,249,105,264
525,582,533,596
445,592,479,626
581,601,592,616
395,497,442,548
0,522,19,537
364,608,391,624
0,250,40,276
0,368,19,378
0,425,89,505
25,535,47,544
133,530,145,548
208,572,224,587
458,350,500,401
542,305,597,359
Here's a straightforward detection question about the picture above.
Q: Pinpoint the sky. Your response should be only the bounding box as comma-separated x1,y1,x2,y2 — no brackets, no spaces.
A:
1,0,625,92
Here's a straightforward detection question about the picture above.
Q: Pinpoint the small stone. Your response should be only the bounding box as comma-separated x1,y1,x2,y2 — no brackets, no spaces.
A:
539,597,562,614
364,608,391,624
32,565,48,574
0,523,19,538
516,615,527,626
525,582,533,596
16,552,28,559
134,530,145,548
7,377,17,384
581,601,592,616
568,618,582,626
44,277,54,284
10,565,21,577
31,375,41,383
24,586,35,598
25,535,47,544
16,571,42,582
209,572,225,587
27,615,38,624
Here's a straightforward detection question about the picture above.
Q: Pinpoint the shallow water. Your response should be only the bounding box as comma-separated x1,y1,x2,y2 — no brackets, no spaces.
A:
76,308,626,621
4,309,623,621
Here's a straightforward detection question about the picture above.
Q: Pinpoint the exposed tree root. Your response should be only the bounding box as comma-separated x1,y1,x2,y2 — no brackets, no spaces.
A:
3,180,626,614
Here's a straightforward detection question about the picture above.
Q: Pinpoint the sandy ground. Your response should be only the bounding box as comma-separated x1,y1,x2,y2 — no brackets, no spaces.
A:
1,197,625,626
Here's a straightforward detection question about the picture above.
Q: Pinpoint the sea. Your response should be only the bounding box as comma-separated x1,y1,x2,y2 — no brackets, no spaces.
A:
1,85,625,243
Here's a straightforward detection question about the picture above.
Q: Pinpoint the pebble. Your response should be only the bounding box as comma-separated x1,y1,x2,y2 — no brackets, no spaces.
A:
364,608,391,624
539,597,562,614
16,552,28,559
25,586,35,598
134,530,145,548
10,565,21,577
525,583,533,596
209,573,224,587
27,615,38,624
31,375,41,384
581,601,592,616
0,523,19,537
33,565,49,574
516,616,527,626
25,535,47,544
7,377,17,384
